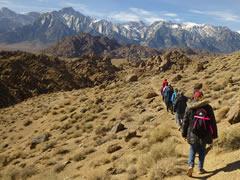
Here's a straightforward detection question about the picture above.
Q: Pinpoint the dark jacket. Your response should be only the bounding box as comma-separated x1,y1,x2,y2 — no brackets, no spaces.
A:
182,100,218,145
173,94,188,114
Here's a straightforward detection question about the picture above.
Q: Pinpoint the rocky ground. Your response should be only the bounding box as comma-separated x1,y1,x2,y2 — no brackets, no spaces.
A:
0,50,240,179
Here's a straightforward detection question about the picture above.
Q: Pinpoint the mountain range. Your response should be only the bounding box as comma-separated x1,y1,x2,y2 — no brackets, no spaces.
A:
1,7,240,53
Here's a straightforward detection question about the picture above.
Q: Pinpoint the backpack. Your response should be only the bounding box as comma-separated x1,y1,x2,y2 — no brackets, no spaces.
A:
192,108,214,140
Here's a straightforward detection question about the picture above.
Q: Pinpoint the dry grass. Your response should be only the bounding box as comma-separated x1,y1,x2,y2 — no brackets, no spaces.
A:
216,106,230,122
148,125,171,145
217,124,240,150
149,157,184,179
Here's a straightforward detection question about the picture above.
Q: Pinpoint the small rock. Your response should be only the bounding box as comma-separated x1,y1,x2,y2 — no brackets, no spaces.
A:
95,98,103,104
30,133,51,149
107,144,122,153
157,106,164,111
145,91,158,99
227,101,240,124
111,122,127,133
23,120,32,127
172,74,183,82
80,108,87,113
125,131,139,142
126,74,138,82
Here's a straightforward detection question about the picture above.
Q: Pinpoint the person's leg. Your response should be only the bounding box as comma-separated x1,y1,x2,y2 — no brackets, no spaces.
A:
187,144,196,177
188,144,196,168
175,113,179,126
198,143,206,171
179,113,184,127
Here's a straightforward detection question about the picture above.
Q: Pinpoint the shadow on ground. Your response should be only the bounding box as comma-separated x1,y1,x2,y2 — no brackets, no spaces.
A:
192,160,240,179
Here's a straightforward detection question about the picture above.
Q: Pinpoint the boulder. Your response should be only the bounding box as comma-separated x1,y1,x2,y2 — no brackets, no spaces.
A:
172,74,183,82
107,144,122,153
111,122,127,133
126,74,138,82
227,101,240,124
125,131,139,142
30,133,51,149
145,91,158,99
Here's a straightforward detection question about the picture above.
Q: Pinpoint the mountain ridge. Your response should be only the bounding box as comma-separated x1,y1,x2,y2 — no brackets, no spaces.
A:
1,7,240,53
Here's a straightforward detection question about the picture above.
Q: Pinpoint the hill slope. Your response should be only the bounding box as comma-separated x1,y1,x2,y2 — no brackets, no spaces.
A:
0,51,118,108
0,51,240,179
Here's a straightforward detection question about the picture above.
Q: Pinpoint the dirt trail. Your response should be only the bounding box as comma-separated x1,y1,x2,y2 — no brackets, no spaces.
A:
151,76,240,179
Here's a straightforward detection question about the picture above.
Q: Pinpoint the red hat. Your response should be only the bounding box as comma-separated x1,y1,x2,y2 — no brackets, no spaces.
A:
193,90,203,99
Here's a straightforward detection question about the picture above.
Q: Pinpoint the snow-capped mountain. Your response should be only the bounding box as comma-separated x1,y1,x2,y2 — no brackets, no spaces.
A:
1,7,240,53
0,7,40,33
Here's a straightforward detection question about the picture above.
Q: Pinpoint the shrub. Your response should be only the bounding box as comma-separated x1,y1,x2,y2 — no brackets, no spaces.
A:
21,166,38,180
217,125,240,150
148,126,171,145
216,106,230,122
149,158,183,179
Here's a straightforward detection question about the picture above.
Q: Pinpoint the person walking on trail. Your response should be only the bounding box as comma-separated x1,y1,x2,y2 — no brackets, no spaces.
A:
163,84,174,113
171,88,178,111
161,79,168,99
182,90,218,177
173,91,188,130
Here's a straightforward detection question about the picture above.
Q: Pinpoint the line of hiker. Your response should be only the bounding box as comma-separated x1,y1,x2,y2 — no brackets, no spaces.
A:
160,79,218,177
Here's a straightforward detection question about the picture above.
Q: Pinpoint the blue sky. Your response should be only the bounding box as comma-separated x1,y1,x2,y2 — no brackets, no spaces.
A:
1,0,240,32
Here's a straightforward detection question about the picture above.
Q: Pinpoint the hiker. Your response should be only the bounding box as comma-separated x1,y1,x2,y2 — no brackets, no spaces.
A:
160,79,168,100
171,88,178,111
163,84,174,113
182,90,218,177
173,91,188,130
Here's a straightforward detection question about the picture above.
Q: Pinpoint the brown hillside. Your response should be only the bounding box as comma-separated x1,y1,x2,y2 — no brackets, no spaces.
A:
109,44,161,59
44,33,121,58
0,51,240,179
0,51,118,108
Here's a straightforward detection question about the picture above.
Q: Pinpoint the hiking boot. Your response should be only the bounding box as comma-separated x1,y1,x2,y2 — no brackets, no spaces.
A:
187,167,193,177
198,169,207,174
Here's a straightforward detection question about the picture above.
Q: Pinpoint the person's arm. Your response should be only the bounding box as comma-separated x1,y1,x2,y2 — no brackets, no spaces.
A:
173,98,178,112
209,105,218,139
182,108,190,138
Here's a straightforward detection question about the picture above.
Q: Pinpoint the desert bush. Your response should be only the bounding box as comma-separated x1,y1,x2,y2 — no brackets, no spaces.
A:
217,125,240,150
140,115,155,125
87,169,110,180
148,126,171,145
91,157,111,167
130,139,140,148
95,125,109,136
55,148,70,155
149,157,183,179
216,106,230,122
72,147,95,162
21,165,38,180
212,84,225,91
4,167,20,180
53,164,65,173
150,138,178,161
42,141,56,152
59,115,68,122
72,152,86,162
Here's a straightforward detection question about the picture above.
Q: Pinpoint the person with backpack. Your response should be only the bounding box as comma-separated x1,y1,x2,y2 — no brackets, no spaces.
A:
173,91,188,130
171,88,178,111
163,84,174,113
182,90,218,177
160,79,168,100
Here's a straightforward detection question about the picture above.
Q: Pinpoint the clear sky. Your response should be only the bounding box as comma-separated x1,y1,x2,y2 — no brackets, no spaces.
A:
1,0,240,32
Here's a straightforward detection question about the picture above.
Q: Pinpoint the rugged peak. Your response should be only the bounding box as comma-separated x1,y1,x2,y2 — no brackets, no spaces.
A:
0,7,16,16
59,7,82,16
